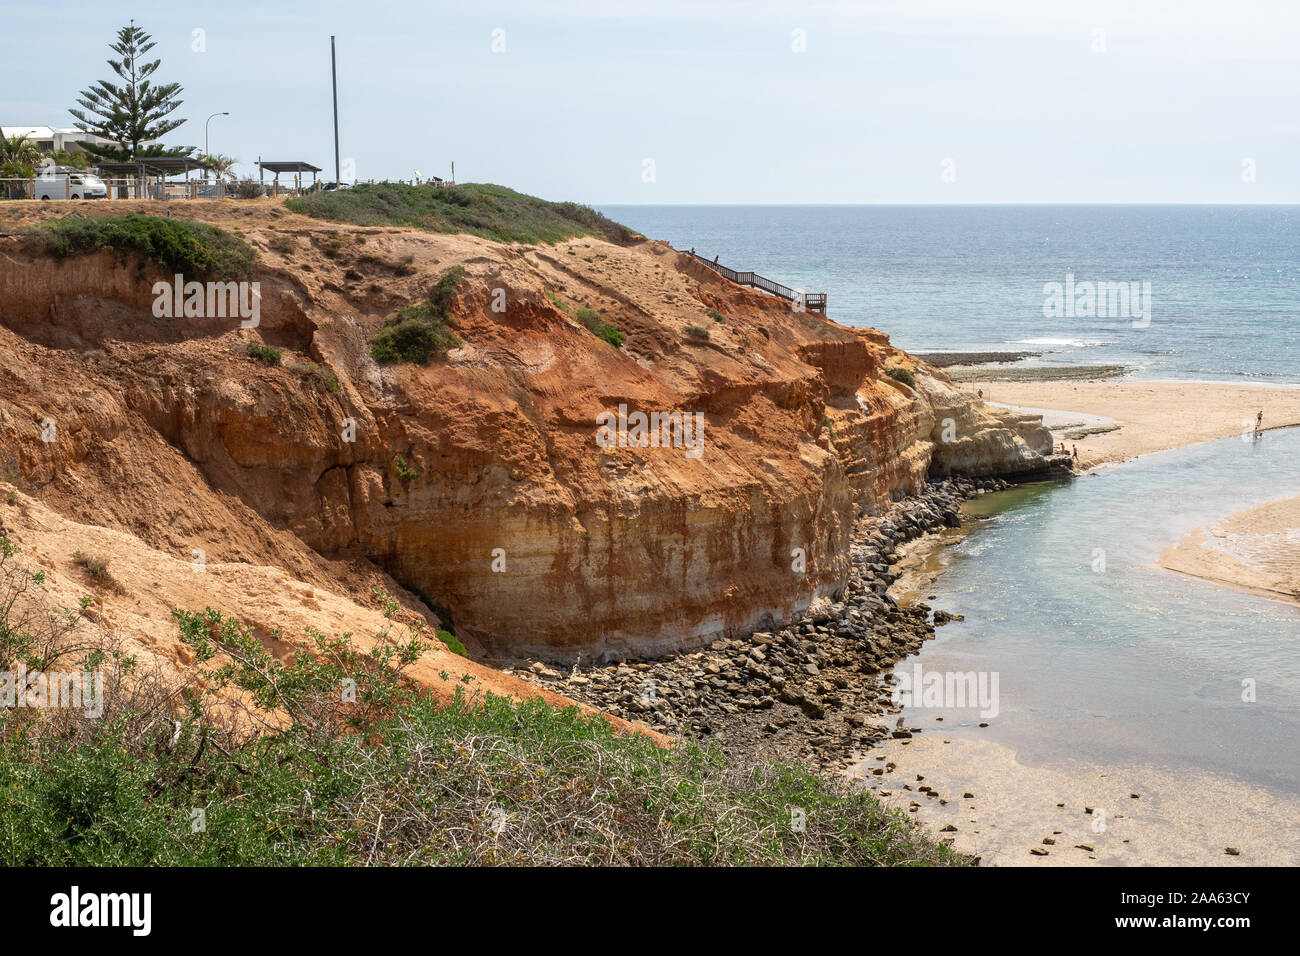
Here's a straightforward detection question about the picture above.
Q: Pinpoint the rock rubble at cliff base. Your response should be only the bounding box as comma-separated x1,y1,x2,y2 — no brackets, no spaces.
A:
513,475,1011,772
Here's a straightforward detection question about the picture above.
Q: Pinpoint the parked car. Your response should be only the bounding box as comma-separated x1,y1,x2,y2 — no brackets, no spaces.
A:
33,166,107,200
320,181,351,191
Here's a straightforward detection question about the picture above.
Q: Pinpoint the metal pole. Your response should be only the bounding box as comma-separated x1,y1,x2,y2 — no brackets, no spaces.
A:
331,36,341,186
205,112,229,157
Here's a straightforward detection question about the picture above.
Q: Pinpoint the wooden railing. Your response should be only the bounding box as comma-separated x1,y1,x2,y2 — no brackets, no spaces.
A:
689,252,827,313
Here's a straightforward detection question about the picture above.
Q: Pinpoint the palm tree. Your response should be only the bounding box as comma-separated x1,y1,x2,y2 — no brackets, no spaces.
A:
196,152,237,181
0,135,42,171
0,135,42,198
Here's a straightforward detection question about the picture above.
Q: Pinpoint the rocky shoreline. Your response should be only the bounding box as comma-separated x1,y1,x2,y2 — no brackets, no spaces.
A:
509,476,1010,773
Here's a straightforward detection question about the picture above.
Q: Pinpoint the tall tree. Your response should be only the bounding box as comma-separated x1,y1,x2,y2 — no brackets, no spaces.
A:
69,20,192,161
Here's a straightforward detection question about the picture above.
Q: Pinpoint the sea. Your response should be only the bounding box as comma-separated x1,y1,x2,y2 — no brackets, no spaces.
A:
599,204,1300,382
602,204,1300,795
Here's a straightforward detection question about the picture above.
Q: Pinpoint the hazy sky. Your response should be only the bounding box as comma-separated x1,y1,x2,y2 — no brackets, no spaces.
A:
3,0,1298,203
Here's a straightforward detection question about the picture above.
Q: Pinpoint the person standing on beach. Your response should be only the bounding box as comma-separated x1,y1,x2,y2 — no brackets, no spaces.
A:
1072,444,1079,462
1257,409,1264,435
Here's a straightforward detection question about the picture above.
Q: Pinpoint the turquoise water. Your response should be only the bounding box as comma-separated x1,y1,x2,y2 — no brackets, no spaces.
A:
602,204,1300,789
600,205,1300,382
898,426,1300,793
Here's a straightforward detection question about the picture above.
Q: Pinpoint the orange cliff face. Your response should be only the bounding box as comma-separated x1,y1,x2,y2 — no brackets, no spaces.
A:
0,202,1052,662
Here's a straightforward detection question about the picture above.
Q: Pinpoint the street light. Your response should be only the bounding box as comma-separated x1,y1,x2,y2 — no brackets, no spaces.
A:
204,111,229,158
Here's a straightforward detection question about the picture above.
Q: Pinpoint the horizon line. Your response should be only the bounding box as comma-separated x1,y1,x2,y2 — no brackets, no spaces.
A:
594,200,1300,207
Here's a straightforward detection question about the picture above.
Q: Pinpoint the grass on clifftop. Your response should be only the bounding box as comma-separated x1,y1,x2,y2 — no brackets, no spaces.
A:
33,214,256,281
0,544,964,867
286,182,641,246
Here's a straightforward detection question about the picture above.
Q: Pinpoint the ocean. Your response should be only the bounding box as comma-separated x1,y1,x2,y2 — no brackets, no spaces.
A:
903,429,1300,793
599,204,1300,382
602,203,1300,797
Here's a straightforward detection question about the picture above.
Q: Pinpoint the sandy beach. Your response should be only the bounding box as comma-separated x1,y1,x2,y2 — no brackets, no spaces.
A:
956,378,1300,470
1159,495,1300,606
849,734,1300,867
856,379,1300,865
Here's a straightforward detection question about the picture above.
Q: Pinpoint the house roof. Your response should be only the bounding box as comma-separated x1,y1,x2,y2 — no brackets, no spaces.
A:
1,126,57,139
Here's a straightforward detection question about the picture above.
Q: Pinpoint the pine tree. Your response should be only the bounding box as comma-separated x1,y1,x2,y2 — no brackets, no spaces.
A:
69,20,192,161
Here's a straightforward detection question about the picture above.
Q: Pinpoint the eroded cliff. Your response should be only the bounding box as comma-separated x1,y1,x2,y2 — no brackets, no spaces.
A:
0,198,1053,661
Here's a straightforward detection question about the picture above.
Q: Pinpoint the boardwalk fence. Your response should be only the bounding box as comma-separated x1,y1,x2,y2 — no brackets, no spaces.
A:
689,252,827,312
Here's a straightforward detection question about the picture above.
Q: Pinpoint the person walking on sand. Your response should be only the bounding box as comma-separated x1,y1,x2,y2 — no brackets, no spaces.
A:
1256,409,1264,436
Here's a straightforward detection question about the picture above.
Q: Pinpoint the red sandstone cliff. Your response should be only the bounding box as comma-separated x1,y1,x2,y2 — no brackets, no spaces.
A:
0,200,1051,663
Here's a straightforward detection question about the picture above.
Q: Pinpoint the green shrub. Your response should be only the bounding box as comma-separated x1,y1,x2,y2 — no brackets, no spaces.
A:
885,366,916,389
575,307,624,348
35,215,255,280
289,361,340,395
229,179,266,200
438,629,469,658
286,182,640,246
684,325,710,340
546,291,572,315
246,342,281,366
0,550,967,867
393,456,418,481
371,266,464,365
706,308,727,323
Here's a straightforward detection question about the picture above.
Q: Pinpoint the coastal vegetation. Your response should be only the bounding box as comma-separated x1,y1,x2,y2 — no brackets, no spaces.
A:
285,182,641,246
684,324,711,341
0,547,963,866
885,366,916,389
33,215,255,281
245,342,281,365
575,307,624,348
371,266,465,365
289,361,341,396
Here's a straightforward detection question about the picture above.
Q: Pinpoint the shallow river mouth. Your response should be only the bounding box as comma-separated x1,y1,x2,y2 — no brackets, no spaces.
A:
850,426,1300,866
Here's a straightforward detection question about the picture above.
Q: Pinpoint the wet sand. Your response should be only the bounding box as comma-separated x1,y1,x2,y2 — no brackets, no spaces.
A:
1159,495,1300,606
850,420,1300,866
849,734,1300,866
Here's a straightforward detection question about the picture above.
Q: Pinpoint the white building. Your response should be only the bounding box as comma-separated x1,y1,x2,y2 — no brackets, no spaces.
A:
0,125,154,154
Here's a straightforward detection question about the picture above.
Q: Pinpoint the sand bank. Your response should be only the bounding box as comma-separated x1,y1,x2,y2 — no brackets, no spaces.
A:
1159,495,1300,605
957,379,1300,469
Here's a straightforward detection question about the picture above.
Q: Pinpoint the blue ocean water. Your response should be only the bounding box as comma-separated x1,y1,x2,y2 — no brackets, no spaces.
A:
600,205,1300,382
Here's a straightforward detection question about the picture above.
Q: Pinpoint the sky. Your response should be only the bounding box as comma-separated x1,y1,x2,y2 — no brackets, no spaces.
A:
2,0,1298,204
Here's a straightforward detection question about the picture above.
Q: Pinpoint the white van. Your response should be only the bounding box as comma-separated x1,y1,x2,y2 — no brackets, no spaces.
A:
33,166,108,200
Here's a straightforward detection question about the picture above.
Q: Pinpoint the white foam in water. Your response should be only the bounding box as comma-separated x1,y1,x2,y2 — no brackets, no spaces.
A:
1009,338,1116,348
